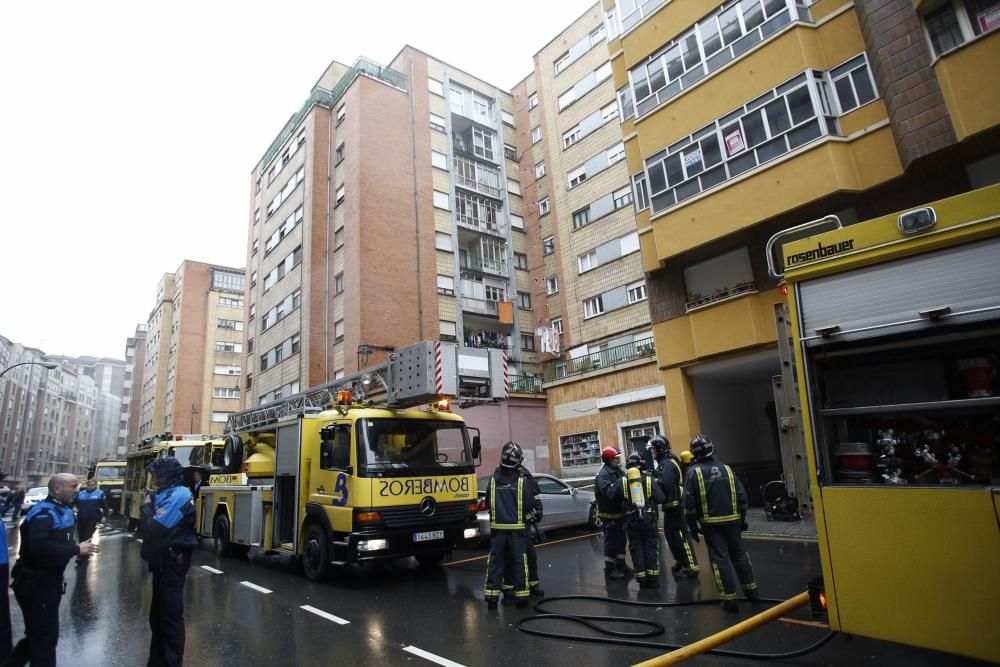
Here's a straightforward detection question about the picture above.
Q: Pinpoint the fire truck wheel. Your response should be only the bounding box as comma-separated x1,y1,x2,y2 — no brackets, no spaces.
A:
415,551,447,567
214,514,233,557
302,523,331,581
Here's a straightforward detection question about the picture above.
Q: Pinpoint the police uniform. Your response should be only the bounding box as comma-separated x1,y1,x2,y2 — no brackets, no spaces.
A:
503,466,543,596
75,487,108,548
140,458,198,667
621,468,665,586
683,455,758,606
595,462,628,576
483,466,536,607
655,453,699,576
8,496,78,667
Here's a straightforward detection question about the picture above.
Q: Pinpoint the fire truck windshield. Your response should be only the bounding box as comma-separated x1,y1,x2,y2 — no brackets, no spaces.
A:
359,419,473,475
94,465,125,480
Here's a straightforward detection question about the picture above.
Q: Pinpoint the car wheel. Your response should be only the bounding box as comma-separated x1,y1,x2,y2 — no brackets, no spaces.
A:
588,504,602,530
213,514,233,557
302,523,331,581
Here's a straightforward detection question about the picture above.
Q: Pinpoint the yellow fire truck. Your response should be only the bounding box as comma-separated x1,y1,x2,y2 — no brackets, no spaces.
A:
87,460,127,514
770,183,1000,662
199,341,505,580
121,434,225,530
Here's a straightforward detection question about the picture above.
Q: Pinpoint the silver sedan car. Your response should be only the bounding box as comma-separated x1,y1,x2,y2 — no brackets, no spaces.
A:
477,473,600,542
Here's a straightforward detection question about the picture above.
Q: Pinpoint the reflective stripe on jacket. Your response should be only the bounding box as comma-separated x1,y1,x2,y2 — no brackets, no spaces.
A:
594,464,624,519
682,458,747,525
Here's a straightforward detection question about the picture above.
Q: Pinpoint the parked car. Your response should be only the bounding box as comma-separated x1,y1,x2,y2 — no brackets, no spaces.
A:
22,486,48,511
477,473,600,542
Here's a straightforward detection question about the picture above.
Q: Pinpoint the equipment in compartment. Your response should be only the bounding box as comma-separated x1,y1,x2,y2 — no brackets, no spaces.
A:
957,357,994,398
834,442,876,483
875,430,906,485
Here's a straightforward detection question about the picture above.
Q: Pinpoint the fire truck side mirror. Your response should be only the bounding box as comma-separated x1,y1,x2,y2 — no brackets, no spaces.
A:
472,436,481,461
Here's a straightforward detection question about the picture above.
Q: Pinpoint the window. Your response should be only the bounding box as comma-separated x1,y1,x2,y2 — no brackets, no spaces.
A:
214,364,241,375
507,179,521,196
535,161,546,179
437,274,455,295
428,78,444,96
215,341,243,353
607,142,626,165
504,144,517,161
618,85,635,120
563,127,582,148
433,190,451,210
528,93,539,109
830,55,877,114
430,113,446,132
632,172,649,211
435,231,453,251
538,198,550,216
335,227,344,249
627,280,648,303
265,205,303,255
514,252,528,270
439,320,457,340
572,207,591,229
555,53,571,74
262,245,303,292
613,186,633,210
336,105,346,125
219,296,244,308
546,276,559,295
542,236,555,254
266,166,305,217
335,184,345,207
558,62,613,110
212,270,245,292
335,320,344,341
217,319,243,331
431,150,447,170
455,191,502,232
335,272,344,295
248,338,254,353
510,214,524,230
579,249,598,273
212,412,233,423
517,291,532,309
568,165,587,188
334,369,345,380
472,127,495,162
531,126,542,143
502,110,515,126
924,0,1000,56
335,143,345,164
213,387,240,399
552,318,563,334
520,334,536,351
583,295,605,318
560,431,600,467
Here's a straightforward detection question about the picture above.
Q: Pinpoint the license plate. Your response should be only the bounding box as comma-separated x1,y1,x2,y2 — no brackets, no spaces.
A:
413,530,444,543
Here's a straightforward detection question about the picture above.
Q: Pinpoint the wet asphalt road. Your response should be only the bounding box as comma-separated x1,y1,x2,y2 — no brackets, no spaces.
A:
4,518,989,666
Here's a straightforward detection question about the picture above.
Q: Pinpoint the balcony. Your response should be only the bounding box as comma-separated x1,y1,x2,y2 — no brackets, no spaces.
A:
461,296,499,316
686,280,757,312
934,33,1000,141
455,198,507,237
508,374,543,394
460,254,508,277
542,337,656,382
453,156,501,199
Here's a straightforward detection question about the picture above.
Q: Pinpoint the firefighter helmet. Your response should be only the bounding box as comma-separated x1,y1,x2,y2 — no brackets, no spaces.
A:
648,435,670,455
500,441,524,468
690,435,715,460
625,452,644,470
600,446,621,464
679,450,694,465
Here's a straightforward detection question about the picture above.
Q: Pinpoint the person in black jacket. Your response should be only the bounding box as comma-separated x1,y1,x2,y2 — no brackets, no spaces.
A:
74,478,108,565
594,446,630,579
683,435,759,612
622,454,665,588
649,436,700,579
503,454,544,598
8,473,99,667
483,442,538,609
140,457,198,667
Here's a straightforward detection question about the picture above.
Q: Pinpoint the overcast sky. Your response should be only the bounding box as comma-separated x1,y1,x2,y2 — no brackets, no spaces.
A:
0,0,594,360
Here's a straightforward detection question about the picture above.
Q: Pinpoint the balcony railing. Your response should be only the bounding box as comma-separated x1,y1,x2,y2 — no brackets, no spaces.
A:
460,255,507,276
453,156,501,199
508,374,543,394
543,338,656,382
685,281,756,311
461,296,499,316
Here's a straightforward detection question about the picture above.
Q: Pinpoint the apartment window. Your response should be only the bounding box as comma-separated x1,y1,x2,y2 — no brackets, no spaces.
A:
248,338,254,353
572,207,591,230
214,365,241,376
252,238,259,255
924,0,998,56
335,272,344,295
555,53,572,74
433,190,451,210
502,110,515,126
830,55,877,114
212,412,233,423
212,270,245,292
531,126,542,143
336,105,346,125
632,172,649,211
568,165,587,188
613,186,633,210
431,150,448,170
430,113,446,132
215,341,243,353
335,184,345,207
435,231,453,252
535,161,546,179
520,334,536,351
439,320,457,340
437,275,455,295
538,198,550,216
213,387,240,399
517,291,532,309
217,319,243,331
334,369,345,380
546,276,559,295
583,295,605,319
265,205,303,255
563,127,582,149
528,93,539,109
334,143,345,165
627,280,648,303
504,144,517,161
266,166,305,217
472,127,495,162
335,320,344,341
607,142,626,165
510,214,524,230
219,296,244,308
542,236,555,255
579,249,598,273
263,245,303,292
335,227,344,249
507,179,521,196
428,78,444,96
558,61,612,110
551,318,563,334
514,252,528,270
617,85,635,121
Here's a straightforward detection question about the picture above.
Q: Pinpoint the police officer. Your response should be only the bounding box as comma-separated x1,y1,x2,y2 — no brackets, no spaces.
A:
9,473,100,667
74,478,108,565
140,457,198,667
483,442,538,609
622,453,664,588
649,436,700,579
503,449,544,598
595,446,630,579
683,435,759,612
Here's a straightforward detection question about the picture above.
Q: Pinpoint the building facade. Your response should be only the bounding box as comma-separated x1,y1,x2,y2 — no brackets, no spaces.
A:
118,323,148,449
47,355,126,461
138,261,245,438
607,0,1000,491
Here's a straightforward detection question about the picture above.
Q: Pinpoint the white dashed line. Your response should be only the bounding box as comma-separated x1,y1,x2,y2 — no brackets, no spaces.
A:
402,646,466,667
239,581,272,594
300,605,350,625
200,565,224,575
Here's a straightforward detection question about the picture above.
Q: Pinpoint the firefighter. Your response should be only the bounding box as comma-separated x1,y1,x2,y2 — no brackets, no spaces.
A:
649,436,700,579
594,446,630,579
622,453,664,587
683,435,759,612
9,473,100,667
74,478,108,565
503,451,544,598
483,442,538,609
140,457,198,667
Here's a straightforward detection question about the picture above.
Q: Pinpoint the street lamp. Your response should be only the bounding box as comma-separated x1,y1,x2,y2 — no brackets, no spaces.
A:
0,361,59,380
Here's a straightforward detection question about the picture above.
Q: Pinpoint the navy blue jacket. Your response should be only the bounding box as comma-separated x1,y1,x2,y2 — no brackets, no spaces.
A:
485,467,535,531
683,457,748,526
595,464,625,519
654,454,686,510
622,471,666,523
140,484,198,571
14,497,78,576
76,488,108,520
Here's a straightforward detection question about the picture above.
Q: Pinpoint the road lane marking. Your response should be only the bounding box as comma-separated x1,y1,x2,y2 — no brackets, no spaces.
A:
779,617,829,628
444,531,601,566
239,581,272,594
200,565,224,575
403,646,466,667
301,605,350,625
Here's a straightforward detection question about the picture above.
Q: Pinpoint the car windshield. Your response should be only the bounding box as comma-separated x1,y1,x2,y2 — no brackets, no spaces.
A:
359,418,473,475
95,466,125,480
